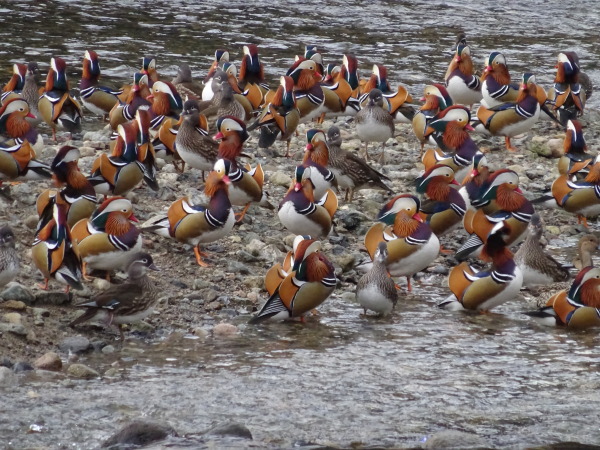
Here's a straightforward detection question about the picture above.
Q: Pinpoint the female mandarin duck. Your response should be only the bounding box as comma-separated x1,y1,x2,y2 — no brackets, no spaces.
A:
558,119,593,178
365,194,440,291
457,169,534,260
202,49,229,101
439,223,523,311
171,63,204,100
32,202,83,292
286,58,324,123
326,125,391,202
412,83,453,155
551,154,600,228
355,89,395,163
547,52,586,126
79,50,121,119
197,72,247,125
265,234,311,296
360,64,415,124
475,73,541,152
480,52,519,108
573,234,600,270
38,57,83,141
250,238,336,323
248,75,300,157
422,105,477,182
415,165,466,238
278,165,338,238
174,99,218,176
513,213,570,288
36,146,97,228
214,116,272,221
444,44,482,107
528,267,600,329
142,163,234,267
356,241,398,316
71,197,142,278
0,97,43,151
109,72,151,131
303,128,337,200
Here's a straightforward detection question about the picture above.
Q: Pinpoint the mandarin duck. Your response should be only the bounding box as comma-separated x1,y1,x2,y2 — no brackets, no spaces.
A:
250,238,336,323
0,226,19,288
79,50,121,119
147,80,183,132
71,197,142,278
558,119,593,178
202,49,229,101
326,125,391,201
214,117,273,221
412,83,453,154
0,97,43,151
415,165,466,238
265,234,311,296
356,241,398,316
22,62,42,125
303,45,324,75
547,52,586,126
0,138,51,184
439,223,523,311
355,89,395,163
457,169,534,260
278,166,338,238
286,58,325,123
550,154,600,227
174,99,218,176
32,202,83,292
303,129,337,200
360,64,415,123
109,72,151,131
314,55,361,122
365,194,440,291
171,63,204,100
513,213,570,288
247,75,300,157
422,105,477,182
475,73,541,151
38,57,83,141
459,152,492,228
198,71,247,125
141,56,159,87
527,267,600,329
573,234,599,270
69,252,159,341
239,44,268,99
480,52,519,108
1,63,27,102
36,146,97,228
322,63,341,86
444,44,482,107
142,165,234,267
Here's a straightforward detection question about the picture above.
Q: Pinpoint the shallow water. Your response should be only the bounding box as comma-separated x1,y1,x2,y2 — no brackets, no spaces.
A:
2,1,600,448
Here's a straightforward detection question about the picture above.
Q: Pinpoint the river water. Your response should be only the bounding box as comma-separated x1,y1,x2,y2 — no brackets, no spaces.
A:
2,1,600,448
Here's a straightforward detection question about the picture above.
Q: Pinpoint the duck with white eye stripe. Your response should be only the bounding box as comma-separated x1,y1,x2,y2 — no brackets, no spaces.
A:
356,242,397,316
444,44,482,108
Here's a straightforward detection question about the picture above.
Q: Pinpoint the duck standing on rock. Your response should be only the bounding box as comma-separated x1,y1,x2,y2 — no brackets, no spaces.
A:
355,89,395,163
356,241,398,316
0,226,19,288
303,128,337,200
557,119,593,178
69,252,160,341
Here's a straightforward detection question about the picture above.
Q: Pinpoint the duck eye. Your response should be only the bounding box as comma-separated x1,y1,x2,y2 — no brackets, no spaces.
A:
142,258,148,263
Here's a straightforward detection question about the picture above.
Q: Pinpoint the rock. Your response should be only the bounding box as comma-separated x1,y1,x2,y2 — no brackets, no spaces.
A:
546,225,561,235
0,299,27,310
34,352,62,371
431,265,449,275
102,345,116,355
246,238,266,256
333,254,355,273
0,322,27,336
67,363,100,379
32,307,49,326
0,357,12,368
340,291,356,304
546,138,564,157
192,279,211,290
205,422,253,440
0,366,17,386
34,291,72,305
25,214,39,230
226,261,251,275
242,276,264,290
102,421,177,448
2,312,22,324
213,323,239,337
93,278,111,291
13,361,34,372
423,430,490,449
59,336,92,354
83,130,111,142
269,171,292,187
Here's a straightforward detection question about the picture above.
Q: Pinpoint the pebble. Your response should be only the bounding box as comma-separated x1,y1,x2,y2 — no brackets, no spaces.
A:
102,345,116,354
423,430,489,449
0,366,17,386
0,299,27,310
59,336,92,354
246,239,267,255
2,312,22,324
213,323,239,337
93,278,111,291
24,214,39,229
205,422,252,440
102,421,177,448
34,352,62,371
32,307,49,326
34,291,71,305
340,291,356,304
13,361,34,372
269,171,292,187
0,322,27,336
67,363,100,379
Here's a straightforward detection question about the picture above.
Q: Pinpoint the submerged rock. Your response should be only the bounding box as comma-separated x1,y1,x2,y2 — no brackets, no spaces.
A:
0,366,17,386
205,422,253,440
102,420,177,448
423,430,490,449
67,363,100,379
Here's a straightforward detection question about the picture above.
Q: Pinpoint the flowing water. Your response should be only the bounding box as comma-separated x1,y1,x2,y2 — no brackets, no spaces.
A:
2,1,600,448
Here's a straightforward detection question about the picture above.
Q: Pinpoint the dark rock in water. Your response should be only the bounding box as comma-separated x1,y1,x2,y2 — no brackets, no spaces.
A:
205,422,253,440
13,361,34,372
59,336,92,354
0,357,12,368
528,443,600,450
1,283,35,304
423,430,491,449
102,421,177,449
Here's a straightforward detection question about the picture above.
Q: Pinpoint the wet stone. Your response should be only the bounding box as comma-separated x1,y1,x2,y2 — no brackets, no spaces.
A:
67,363,100,379
34,352,62,371
102,421,177,448
423,430,490,449
0,299,27,310
13,361,34,372
59,336,92,354
0,322,27,336
34,291,72,305
3,312,22,324
0,366,17,386
205,422,253,440
0,357,12,368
